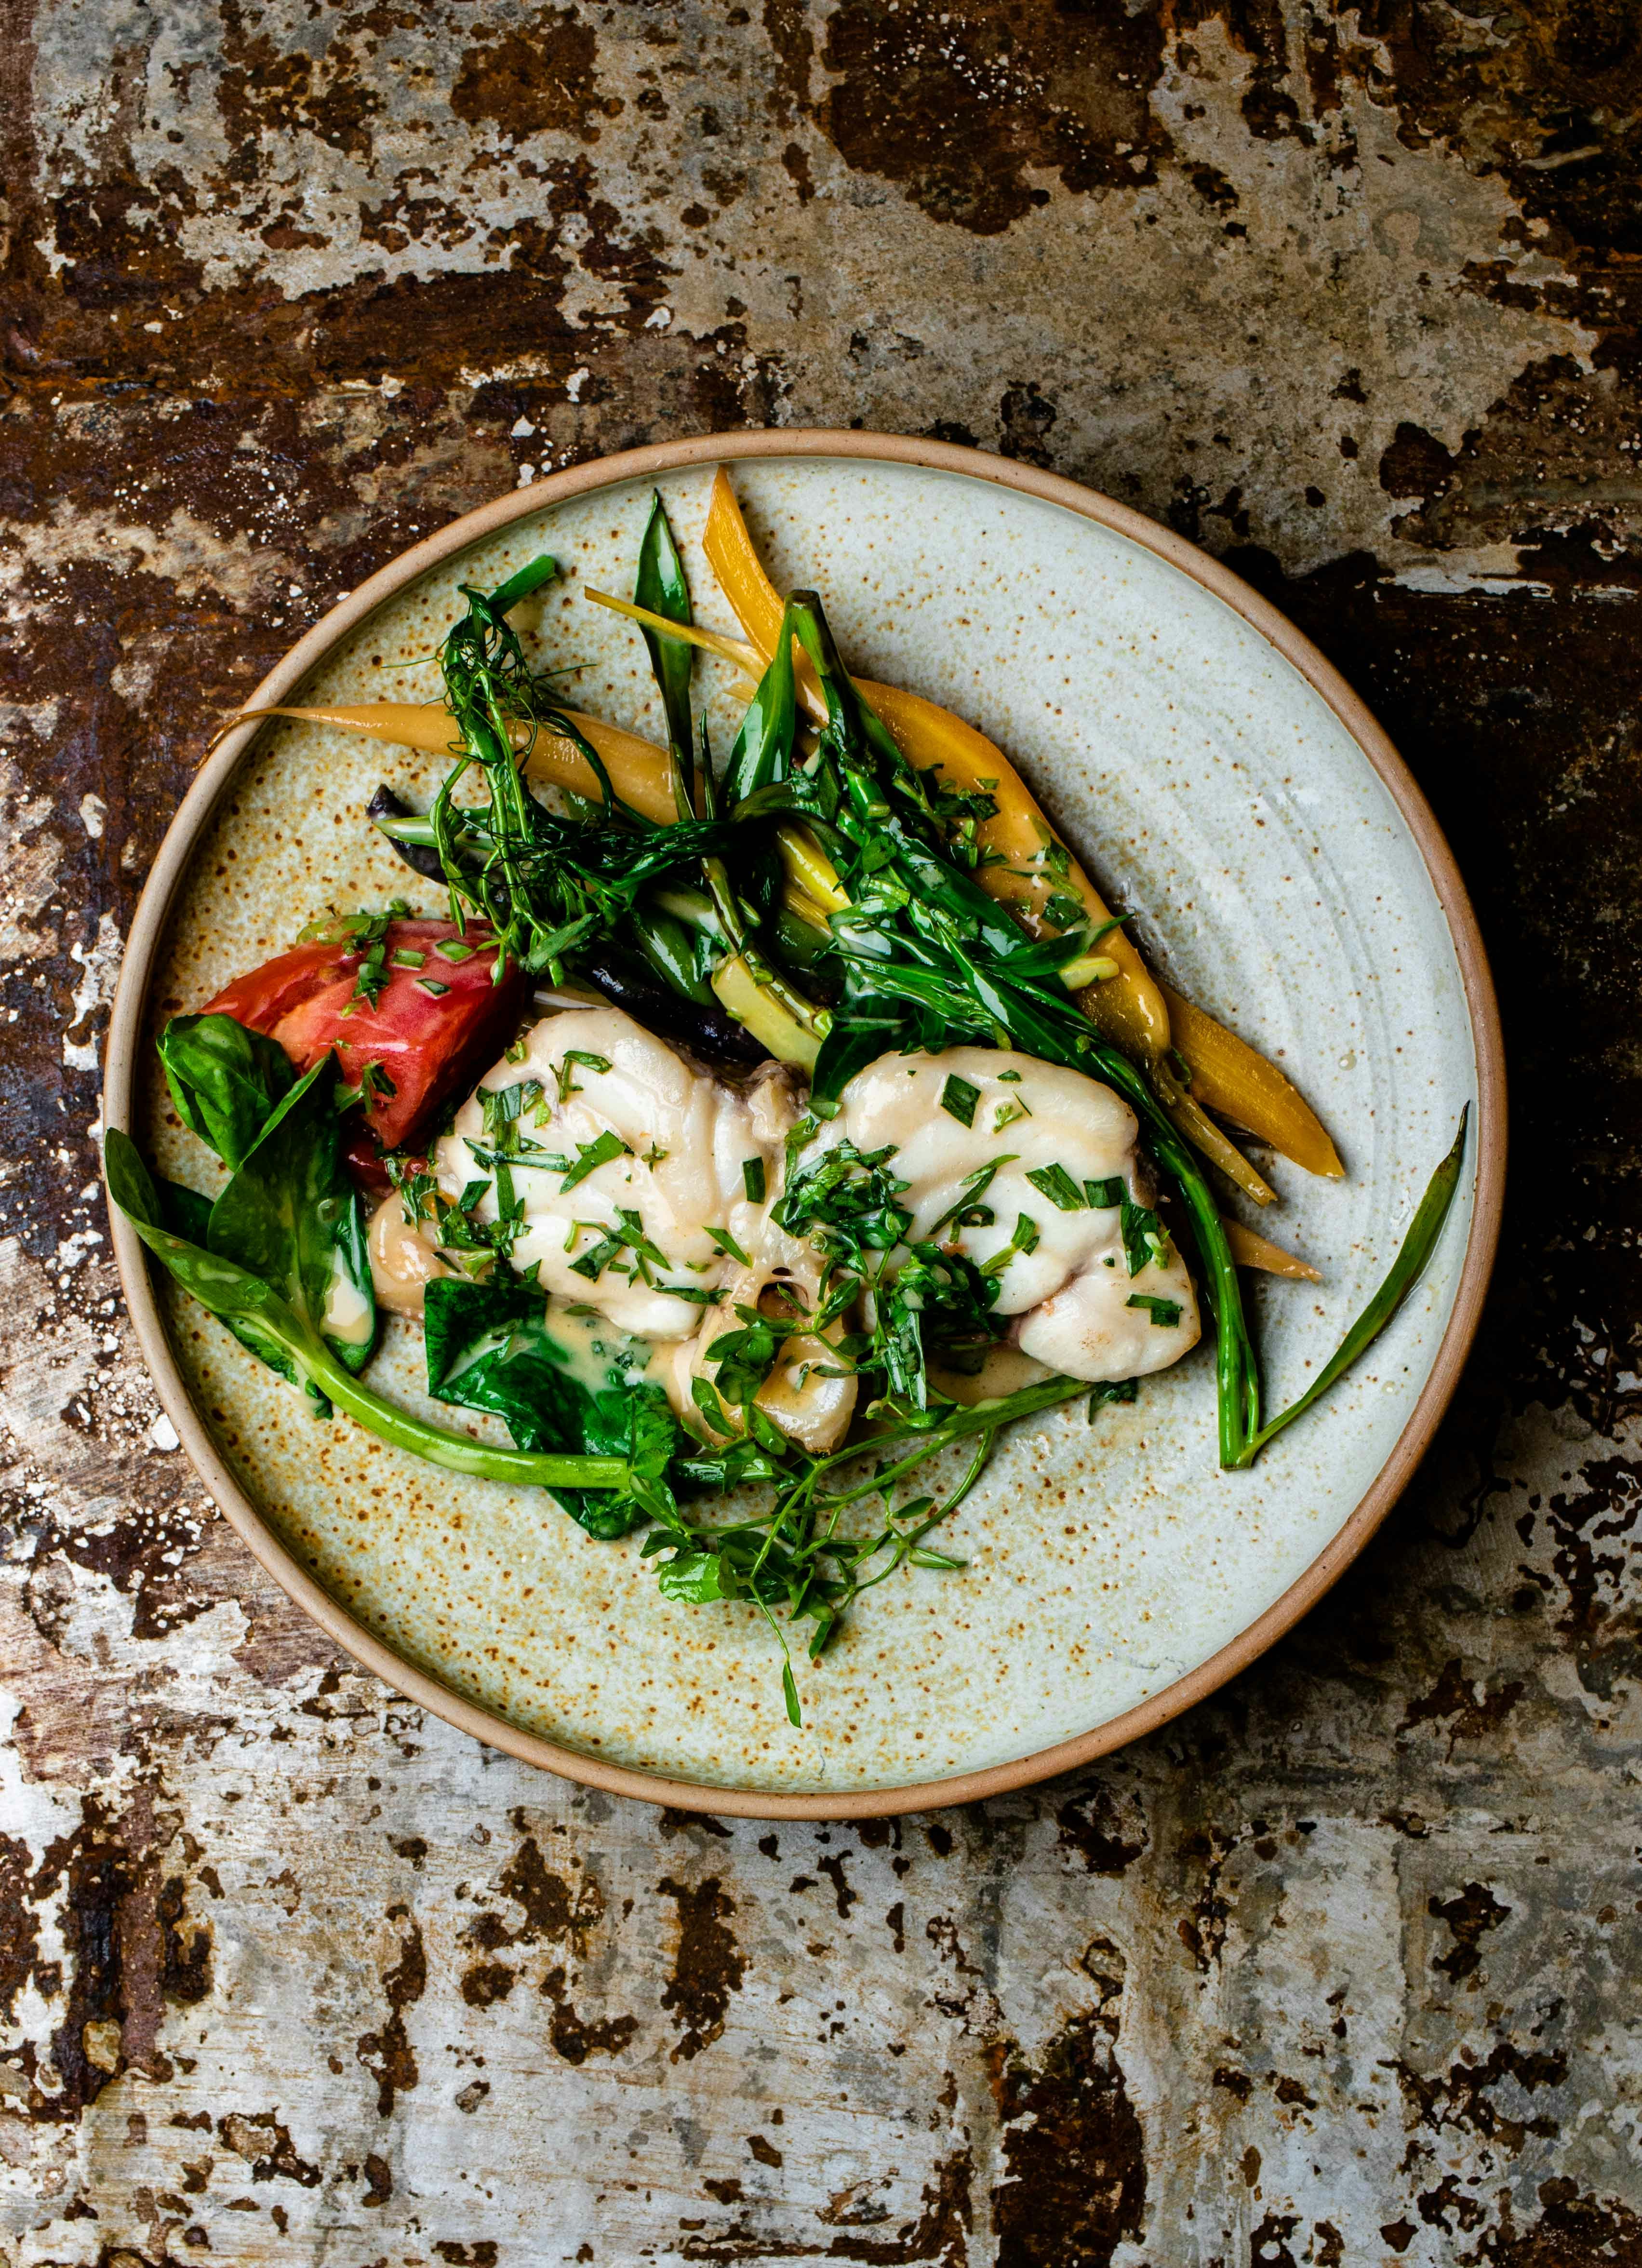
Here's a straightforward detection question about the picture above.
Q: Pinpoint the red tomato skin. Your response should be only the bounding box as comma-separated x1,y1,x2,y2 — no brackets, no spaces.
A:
202,919,527,1152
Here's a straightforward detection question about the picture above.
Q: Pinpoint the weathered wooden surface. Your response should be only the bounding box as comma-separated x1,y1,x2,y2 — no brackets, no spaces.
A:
3,0,1642,2259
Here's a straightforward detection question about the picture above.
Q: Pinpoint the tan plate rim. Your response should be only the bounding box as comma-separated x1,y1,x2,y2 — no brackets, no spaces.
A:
103,426,1506,1821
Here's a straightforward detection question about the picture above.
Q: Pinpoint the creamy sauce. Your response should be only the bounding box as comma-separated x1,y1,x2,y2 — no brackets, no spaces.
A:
423,1020,1193,1445
823,1046,1200,1383
367,1192,450,1320
436,1008,776,1341
323,1243,377,1345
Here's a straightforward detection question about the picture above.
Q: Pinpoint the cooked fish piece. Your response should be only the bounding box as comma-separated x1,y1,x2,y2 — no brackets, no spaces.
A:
825,1045,1201,1383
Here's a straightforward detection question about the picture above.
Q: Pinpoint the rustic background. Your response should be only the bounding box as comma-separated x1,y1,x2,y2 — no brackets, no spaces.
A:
3,0,1641,2260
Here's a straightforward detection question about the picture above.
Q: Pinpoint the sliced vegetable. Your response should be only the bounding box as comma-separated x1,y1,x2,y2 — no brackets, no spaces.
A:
700,467,1172,1061
710,953,824,1071
1160,982,1345,1179
202,916,528,1153
1224,1218,1321,1281
218,700,684,828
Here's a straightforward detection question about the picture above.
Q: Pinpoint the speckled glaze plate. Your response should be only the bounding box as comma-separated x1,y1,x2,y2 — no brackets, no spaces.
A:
104,431,1503,1818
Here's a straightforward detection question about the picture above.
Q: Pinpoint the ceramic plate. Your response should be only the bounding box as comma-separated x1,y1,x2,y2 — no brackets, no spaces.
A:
105,432,1503,1818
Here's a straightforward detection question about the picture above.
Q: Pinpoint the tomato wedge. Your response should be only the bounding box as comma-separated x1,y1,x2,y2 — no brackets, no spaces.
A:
202,918,528,1154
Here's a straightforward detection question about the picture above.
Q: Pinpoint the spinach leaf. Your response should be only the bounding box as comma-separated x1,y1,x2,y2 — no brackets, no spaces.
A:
424,1276,683,1538
158,1012,294,1171
207,1055,380,1380
106,1129,633,1495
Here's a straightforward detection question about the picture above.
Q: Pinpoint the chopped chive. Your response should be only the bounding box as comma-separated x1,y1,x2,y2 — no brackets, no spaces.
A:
391,947,427,968
415,977,452,997
435,938,477,962
1085,1175,1124,1209
1025,1163,1087,1212
742,1156,766,1203
708,1224,751,1265
939,1074,981,1128
1127,1293,1182,1328
996,1068,1022,1084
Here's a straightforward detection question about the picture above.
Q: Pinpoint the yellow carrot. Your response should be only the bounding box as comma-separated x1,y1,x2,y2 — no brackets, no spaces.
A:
1160,984,1344,1180
703,466,1346,1179
1224,1220,1321,1281
215,700,681,826
701,470,1172,1065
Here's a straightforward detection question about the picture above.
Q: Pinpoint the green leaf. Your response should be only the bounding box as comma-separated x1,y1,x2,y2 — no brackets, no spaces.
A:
656,1546,730,1603
939,1074,980,1128
1087,1377,1138,1420
158,1013,295,1172
1119,1193,1169,1276
559,1129,630,1192
424,1275,677,1537
1026,1163,1087,1213
1235,1109,1470,1467
742,1156,766,1204
206,1056,380,1377
1085,1175,1124,1210
106,1130,633,1494
634,492,694,760
721,609,798,806
1126,1293,1182,1328
781,1657,802,1729
488,553,560,615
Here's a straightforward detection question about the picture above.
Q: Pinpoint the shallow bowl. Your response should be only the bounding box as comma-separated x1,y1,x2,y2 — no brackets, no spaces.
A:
104,430,1504,1818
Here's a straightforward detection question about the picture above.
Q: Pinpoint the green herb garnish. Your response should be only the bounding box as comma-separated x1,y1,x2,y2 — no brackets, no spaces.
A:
939,1074,981,1127
1025,1163,1087,1212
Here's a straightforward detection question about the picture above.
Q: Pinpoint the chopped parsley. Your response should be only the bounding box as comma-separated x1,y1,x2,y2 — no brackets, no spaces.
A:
335,1059,397,1111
